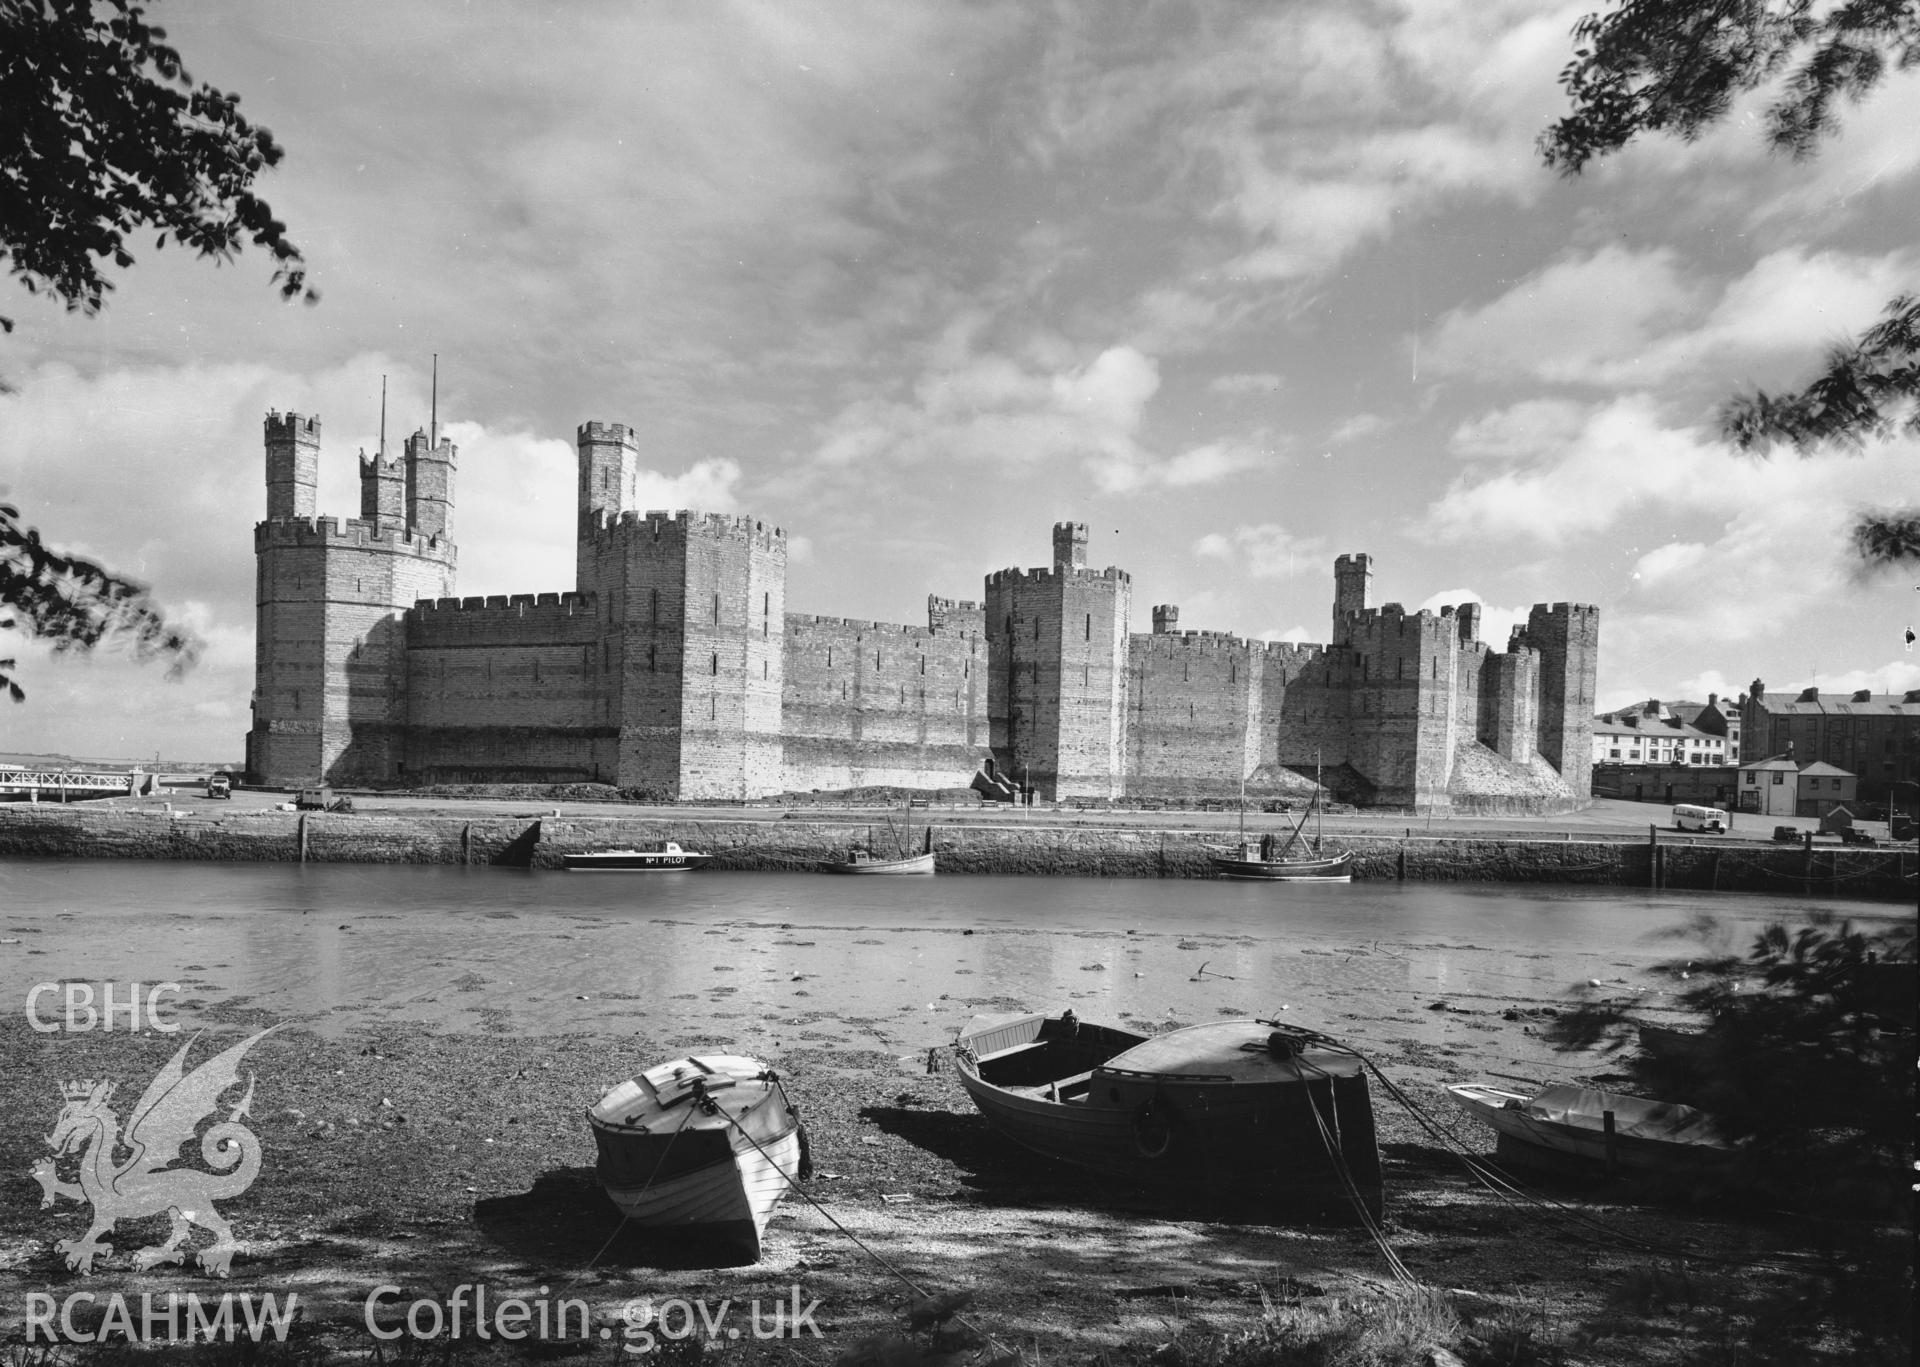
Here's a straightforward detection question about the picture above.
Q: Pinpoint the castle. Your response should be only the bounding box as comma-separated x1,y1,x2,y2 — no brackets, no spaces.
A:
246,414,1598,810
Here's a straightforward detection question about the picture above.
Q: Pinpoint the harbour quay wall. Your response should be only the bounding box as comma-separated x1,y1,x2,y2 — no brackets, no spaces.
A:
0,806,1910,900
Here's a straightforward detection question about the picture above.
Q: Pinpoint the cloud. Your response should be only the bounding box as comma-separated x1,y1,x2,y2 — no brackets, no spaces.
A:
801,343,1254,495
1330,413,1390,444
1415,589,1527,651
1421,395,1719,542
1210,372,1285,395
1448,399,1594,460
1194,524,1327,580
1422,397,1918,647
1424,247,1706,386
1632,543,1709,586
1424,246,1915,389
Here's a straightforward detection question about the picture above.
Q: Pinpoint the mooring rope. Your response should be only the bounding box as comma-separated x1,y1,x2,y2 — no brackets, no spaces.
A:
719,1093,1019,1361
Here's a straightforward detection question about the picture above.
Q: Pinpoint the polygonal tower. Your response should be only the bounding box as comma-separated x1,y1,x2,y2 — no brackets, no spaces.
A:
984,522,1131,800
1517,603,1600,795
572,418,787,800
248,412,458,786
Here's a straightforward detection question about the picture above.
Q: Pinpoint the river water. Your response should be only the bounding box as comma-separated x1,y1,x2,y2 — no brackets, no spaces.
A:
1,862,1907,1080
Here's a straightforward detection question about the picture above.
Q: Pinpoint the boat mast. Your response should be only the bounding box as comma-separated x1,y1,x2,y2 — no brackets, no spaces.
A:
1313,751,1323,851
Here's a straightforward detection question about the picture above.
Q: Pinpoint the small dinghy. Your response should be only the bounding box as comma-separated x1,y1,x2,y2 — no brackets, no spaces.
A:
954,1012,1382,1220
587,1055,806,1261
1447,1082,1732,1175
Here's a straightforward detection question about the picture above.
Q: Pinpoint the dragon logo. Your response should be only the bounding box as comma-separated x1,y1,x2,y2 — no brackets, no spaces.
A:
29,1027,278,1277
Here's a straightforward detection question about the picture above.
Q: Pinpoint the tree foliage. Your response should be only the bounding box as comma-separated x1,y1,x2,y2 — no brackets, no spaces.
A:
1543,1,1920,566
0,0,314,328
1,0,314,699
1547,911,1914,1208
0,500,199,701
1541,0,1920,172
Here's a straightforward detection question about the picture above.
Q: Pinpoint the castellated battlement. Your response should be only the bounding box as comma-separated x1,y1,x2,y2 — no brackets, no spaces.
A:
1340,603,1460,642
415,592,594,616
1534,602,1600,617
985,564,1131,588
927,596,981,613
264,411,320,440
583,508,786,553
1137,628,1244,651
406,591,599,649
254,516,452,557
576,420,639,446
787,615,934,637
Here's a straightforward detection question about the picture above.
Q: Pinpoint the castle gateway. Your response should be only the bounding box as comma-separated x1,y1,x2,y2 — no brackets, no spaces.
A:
247,414,1596,810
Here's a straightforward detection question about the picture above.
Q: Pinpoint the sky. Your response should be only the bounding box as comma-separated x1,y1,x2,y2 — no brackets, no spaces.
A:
2,0,1916,763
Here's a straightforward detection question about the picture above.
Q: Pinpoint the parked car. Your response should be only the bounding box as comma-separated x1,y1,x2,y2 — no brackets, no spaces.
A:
1772,825,1801,843
1839,827,1878,847
204,774,232,799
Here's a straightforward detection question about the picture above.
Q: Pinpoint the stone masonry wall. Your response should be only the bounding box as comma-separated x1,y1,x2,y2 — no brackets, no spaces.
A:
675,513,786,800
250,517,455,786
1126,632,1254,798
781,614,984,791
402,593,605,782
8,805,1910,902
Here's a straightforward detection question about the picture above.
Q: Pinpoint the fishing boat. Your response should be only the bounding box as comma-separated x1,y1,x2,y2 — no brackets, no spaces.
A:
564,841,712,871
1446,1082,1732,1175
1210,767,1351,881
954,1011,1383,1220
815,849,935,874
816,811,935,874
587,1054,807,1261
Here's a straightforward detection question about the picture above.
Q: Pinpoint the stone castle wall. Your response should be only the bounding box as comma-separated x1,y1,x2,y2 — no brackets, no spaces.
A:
249,414,1598,810
402,594,604,783
780,609,984,792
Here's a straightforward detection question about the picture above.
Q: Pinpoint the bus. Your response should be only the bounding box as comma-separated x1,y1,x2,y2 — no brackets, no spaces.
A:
1672,803,1729,833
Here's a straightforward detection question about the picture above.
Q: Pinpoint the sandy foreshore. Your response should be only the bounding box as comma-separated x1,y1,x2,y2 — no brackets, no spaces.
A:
0,982,1862,1362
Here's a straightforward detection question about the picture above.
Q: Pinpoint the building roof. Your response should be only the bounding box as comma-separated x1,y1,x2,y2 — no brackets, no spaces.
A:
1740,755,1802,772
1748,686,1920,718
1593,716,1720,744
1797,761,1855,778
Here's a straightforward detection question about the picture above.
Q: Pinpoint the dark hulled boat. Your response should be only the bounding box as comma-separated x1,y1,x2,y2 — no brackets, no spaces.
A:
954,1012,1382,1220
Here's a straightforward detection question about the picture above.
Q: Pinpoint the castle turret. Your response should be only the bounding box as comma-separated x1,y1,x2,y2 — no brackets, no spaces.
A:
1052,521,1088,569
405,428,455,540
577,421,640,593
359,447,406,530
1152,604,1179,634
1333,553,1372,645
264,412,319,519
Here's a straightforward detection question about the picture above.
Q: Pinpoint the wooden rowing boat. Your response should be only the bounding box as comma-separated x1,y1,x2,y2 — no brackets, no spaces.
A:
954,1012,1383,1220
1447,1082,1731,1175
587,1054,805,1261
